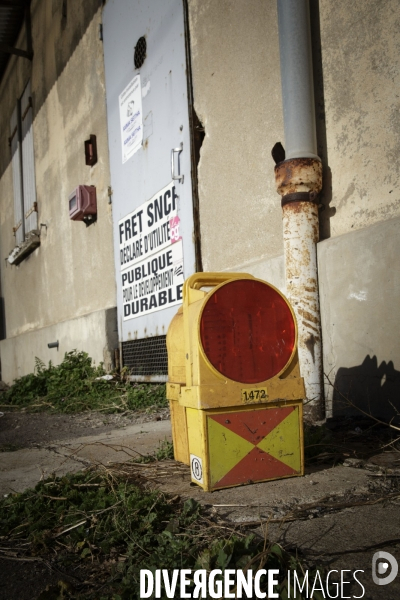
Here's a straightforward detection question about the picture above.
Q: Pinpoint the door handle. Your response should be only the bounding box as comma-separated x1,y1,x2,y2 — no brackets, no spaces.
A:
171,142,184,183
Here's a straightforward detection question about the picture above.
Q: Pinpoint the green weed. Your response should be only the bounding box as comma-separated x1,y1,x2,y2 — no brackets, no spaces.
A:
3,350,167,414
0,467,320,599
0,443,21,452
155,439,174,461
133,439,174,464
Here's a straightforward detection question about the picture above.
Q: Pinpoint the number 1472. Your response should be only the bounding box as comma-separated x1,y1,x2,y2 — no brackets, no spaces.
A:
241,388,268,403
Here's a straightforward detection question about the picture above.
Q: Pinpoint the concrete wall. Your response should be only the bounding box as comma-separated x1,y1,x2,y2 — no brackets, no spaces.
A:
188,0,285,276
317,0,400,240
1,307,118,383
187,0,400,420
318,216,400,423
224,254,286,297
1,0,398,411
188,0,400,272
0,0,117,383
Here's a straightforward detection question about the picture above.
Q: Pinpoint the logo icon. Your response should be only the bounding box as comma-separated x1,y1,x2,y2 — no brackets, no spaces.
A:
190,455,203,483
127,100,135,117
174,264,183,277
169,216,182,244
372,551,398,585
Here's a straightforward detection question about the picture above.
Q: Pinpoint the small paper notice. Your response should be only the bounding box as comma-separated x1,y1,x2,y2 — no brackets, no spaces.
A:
119,75,143,163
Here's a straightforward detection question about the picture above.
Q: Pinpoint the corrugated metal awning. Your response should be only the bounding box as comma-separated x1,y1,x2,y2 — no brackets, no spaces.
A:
0,0,32,85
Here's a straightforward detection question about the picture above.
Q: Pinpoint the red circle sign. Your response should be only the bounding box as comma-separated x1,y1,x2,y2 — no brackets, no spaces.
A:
199,279,296,383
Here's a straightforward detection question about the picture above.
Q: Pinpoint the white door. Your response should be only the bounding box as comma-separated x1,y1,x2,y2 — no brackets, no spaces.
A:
103,0,198,379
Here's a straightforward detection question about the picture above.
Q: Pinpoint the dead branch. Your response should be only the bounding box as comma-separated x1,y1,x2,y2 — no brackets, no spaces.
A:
54,519,87,538
239,491,400,527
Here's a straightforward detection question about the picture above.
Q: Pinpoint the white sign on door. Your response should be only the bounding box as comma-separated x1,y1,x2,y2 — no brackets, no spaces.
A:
119,181,184,320
119,75,143,163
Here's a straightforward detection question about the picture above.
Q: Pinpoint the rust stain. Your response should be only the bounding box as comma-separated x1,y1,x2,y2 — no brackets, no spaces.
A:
301,321,320,336
283,201,309,214
283,204,318,218
301,296,318,305
297,308,319,324
275,158,322,196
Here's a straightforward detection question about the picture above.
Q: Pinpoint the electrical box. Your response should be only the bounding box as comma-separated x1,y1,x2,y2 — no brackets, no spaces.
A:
166,273,305,491
69,185,97,223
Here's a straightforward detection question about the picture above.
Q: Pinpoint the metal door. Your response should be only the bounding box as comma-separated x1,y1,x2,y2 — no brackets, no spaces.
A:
102,0,197,379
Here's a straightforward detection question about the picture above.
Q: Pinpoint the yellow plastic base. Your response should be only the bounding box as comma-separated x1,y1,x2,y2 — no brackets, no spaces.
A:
184,401,304,492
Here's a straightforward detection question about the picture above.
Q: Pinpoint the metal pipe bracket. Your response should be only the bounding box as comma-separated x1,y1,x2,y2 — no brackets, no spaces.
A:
274,157,322,198
281,190,319,207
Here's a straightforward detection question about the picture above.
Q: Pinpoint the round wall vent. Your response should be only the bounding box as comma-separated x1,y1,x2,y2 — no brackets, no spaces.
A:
134,36,147,69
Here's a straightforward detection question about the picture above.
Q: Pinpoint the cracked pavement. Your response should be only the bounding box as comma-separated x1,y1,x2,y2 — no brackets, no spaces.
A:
0,411,399,598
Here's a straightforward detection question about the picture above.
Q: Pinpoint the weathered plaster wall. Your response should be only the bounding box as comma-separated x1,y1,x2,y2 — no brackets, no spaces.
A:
0,0,117,379
188,0,400,421
318,0,400,237
224,254,286,296
318,216,400,423
2,0,398,396
1,307,118,383
188,0,400,267
188,0,285,275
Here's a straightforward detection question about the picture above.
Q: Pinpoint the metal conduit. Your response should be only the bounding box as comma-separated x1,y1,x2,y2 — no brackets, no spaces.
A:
277,0,319,160
275,0,324,421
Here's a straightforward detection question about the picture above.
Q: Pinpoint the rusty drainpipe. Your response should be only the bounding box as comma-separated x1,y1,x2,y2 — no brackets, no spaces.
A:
274,0,324,421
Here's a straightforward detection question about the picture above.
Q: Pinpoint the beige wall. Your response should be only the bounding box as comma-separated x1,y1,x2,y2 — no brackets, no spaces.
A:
0,0,117,381
1,308,118,383
318,216,400,423
188,0,400,274
1,0,398,390
188,0,285,275
318,0,400,238
188,0,400,421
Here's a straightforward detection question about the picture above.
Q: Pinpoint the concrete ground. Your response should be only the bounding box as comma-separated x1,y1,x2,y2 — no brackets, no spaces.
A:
0,418,172,495
0,411,399,599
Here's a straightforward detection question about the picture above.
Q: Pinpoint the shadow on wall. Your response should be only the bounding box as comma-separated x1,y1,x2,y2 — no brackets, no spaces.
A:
309,0,336,241
331,355,400,425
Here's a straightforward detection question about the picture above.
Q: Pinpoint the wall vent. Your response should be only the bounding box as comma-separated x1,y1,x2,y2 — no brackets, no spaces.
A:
134,36,146,69
122,335,167,382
